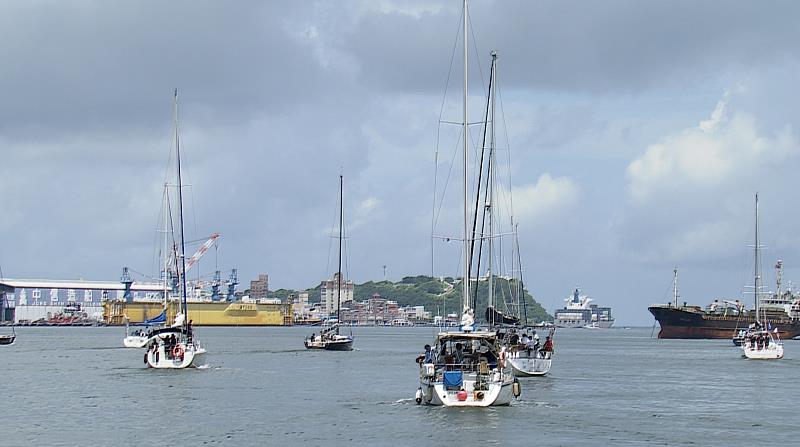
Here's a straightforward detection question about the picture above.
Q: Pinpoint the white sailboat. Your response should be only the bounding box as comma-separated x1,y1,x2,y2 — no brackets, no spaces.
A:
304,175,354,351
0,295,15,346
741,193,783,360
123,186,173,348
478,52,554,378
142,89,206,369
418,0,519,406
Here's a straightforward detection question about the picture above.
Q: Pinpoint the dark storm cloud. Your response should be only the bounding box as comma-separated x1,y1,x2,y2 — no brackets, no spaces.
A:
338,0,800,93
2,1,800,325
0,1,329,139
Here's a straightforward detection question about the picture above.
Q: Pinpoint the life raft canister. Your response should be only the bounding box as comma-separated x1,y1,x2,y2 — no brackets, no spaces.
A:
499,348,507,369
173,344,185,358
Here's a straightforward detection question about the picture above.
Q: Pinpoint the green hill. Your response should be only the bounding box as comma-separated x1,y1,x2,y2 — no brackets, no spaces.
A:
266,275,552,323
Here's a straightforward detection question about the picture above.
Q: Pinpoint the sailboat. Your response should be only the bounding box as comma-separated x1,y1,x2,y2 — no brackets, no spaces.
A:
741,194,783,360
142,89,207,369
304,175,354,351
474,52,553,377
0,294,15,345
417,0,519,406
123,186,173,348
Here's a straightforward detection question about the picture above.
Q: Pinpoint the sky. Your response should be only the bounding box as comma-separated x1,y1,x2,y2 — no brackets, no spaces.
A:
1,1,800,325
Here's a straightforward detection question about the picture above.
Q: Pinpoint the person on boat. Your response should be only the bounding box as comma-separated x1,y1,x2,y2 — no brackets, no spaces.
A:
187,320,193,343
311,332,316,342
509,332,519,346
454,343,465,365
520,333,530,347
423,344,434,363
540,336,553,358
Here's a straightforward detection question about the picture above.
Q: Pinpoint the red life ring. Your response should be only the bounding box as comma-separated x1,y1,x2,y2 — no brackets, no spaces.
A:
172,344,185,358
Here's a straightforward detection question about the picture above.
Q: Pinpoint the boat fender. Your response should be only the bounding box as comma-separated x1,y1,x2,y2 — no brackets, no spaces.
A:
415,387,423,405
512,378,521,398
143,352,148,364
475,391,485,400
173,344,185,359
457,389,468,401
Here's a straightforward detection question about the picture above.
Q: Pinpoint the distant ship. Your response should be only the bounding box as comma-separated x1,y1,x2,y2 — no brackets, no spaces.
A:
649,293,800,339
554,289,615,328
651,196,800,340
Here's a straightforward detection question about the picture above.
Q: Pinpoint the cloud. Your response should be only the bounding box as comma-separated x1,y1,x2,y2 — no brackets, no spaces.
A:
626,93,798,203
511,174,581,227
619,91,800,268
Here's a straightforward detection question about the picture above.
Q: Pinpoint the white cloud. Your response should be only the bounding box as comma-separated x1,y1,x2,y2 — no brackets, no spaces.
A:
349,196,381,231
511,173,581,227
626,92,798,202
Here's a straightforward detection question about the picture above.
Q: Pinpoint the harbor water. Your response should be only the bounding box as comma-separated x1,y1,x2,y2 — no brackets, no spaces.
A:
1,326,798,446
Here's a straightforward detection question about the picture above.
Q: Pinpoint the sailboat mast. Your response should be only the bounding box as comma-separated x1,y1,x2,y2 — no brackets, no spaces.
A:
754,193,760,321
174,88,189,328
462,0,470,314
487,51,497,316
337,175,343,334
162,184,170,307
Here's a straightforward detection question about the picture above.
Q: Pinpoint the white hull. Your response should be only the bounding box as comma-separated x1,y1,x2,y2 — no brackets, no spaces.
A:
123,335,149,348
742,343,783,360
741,329,784,360
556,320,615,329
419,368,515,407
146,343,206,369
508,351,552,377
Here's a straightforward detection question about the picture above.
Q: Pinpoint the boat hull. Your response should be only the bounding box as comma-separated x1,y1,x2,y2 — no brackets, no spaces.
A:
649,305,800,339
742,344,784,360
420,372,515,407
323,338,353,351
508,352,552,377
146,344,206,369
123,335,149,348
0,335,15,345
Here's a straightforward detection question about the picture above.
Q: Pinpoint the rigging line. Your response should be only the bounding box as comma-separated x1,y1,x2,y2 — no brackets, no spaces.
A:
469,56,495,310
497,80,516,225
432,127,464,234
467,10,488,101
324,187,336,281
432,4,463,280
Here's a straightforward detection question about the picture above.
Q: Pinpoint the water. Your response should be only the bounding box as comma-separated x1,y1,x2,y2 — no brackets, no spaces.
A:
1,326,798,446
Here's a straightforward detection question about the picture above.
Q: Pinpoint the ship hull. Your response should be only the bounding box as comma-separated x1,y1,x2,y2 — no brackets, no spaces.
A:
104,301,293,326
649,305,800,339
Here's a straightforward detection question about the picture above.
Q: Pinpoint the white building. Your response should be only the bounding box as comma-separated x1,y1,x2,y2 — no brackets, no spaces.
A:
320,272,353,315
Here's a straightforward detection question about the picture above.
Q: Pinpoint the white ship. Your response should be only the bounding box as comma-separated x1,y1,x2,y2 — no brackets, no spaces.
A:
554,288,615,328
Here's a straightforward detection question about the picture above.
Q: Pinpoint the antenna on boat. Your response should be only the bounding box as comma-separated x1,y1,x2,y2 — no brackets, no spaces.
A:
673,268,679,307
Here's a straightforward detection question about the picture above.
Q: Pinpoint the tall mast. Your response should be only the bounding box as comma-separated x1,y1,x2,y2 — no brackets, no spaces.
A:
162,184,170,308
487,50,498,318
337,175,343,334
753,193,760,321
174,88,189,328
462,0,470,314
673,268,678,307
